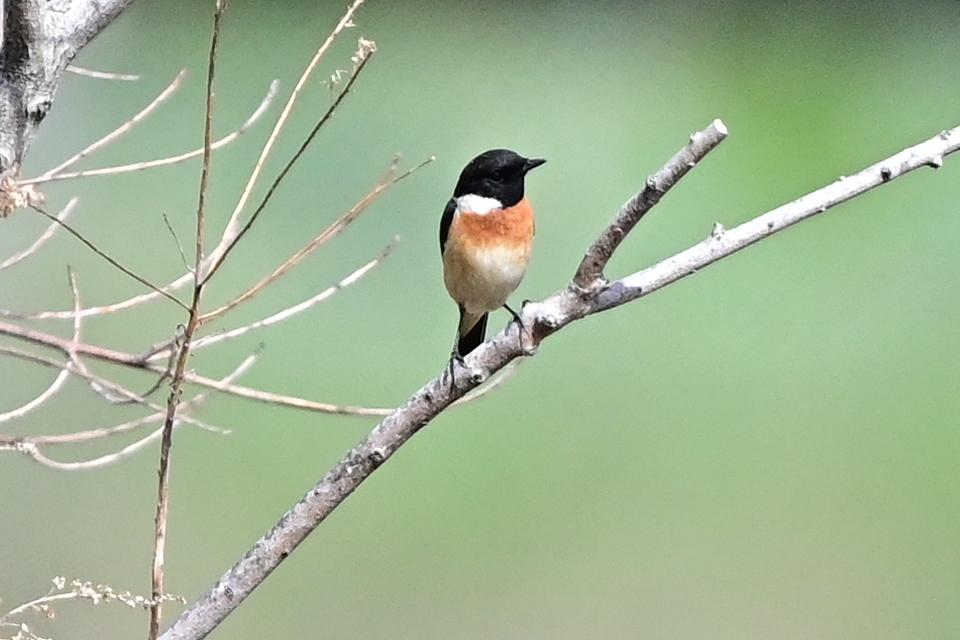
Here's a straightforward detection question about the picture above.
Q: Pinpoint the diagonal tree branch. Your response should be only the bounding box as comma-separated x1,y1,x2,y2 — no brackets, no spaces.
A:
159,119,960,640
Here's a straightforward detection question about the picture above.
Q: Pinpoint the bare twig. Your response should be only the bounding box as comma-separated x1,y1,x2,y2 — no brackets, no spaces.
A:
32,71,187,182
65,267,130,403
192,243,393,351
200,155,429,323
0,576,184,627
201,38,377,285
0,198,77,272
30,204,189,310
149,4,225,638
3,354,254,471
160,121,960,640
67,65,140,81
0,318,395,415
22,81,278,185
573,119,729,289
0,347,218,433
0,318,145,366
207,0,369,276
0,269,82,423
163,212,192,273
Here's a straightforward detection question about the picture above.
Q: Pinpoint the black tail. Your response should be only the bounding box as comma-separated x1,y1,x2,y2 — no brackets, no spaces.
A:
457,312,488,356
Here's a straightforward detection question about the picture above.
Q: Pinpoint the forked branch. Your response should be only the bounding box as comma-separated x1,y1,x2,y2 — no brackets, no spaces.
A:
160,120,960,640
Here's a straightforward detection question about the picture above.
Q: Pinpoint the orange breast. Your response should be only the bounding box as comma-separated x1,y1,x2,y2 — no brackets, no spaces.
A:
442,197,536,314
453,197,535,250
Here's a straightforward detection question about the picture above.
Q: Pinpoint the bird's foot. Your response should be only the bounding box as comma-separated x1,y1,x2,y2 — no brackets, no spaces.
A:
503,303,537,356
445,352,464,390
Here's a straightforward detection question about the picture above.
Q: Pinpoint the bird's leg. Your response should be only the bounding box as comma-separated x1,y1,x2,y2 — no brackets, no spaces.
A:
503,303,531,352
503,303,522,326
446,337,464,390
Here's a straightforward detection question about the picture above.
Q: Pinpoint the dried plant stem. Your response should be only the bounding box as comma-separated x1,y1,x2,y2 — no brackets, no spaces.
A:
22,82,276,185
200,155,429,323
30,204,188,309
34,71,186,182
0,318,392,415
201,45,376,285
209,0,369,270
0,198,76,272
148,4,224,639
67,64,140,80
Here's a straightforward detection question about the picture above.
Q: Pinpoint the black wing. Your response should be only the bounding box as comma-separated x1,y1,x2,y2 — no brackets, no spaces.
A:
439,198,456,255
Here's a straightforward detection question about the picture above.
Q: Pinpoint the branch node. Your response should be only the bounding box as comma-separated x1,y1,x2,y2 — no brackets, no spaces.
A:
879,166,893,182
710,222,726,240
926,155,944,169
367,449,385,467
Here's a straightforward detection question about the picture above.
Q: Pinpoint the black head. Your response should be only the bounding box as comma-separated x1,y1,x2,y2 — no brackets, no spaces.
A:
453,149,546,207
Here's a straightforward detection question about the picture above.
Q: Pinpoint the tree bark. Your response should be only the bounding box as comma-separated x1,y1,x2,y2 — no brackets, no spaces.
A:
0,0,137,175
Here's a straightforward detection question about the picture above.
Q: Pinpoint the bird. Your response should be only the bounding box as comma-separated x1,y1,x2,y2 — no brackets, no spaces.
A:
439,148,546,367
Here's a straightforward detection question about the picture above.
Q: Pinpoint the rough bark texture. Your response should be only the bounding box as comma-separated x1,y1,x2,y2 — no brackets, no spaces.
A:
0,0,136,175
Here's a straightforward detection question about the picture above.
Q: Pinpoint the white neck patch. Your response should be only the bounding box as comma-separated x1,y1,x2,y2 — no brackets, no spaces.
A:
455,194,502,216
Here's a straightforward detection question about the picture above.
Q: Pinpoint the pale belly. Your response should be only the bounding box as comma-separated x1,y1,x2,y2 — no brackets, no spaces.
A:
443,243,530,315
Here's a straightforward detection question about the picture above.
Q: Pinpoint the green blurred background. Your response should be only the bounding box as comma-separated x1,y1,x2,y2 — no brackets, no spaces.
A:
1,0,959,638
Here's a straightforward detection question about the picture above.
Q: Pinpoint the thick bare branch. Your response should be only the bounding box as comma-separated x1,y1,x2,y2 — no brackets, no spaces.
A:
573,119,728,289
160,120,960,640
0,0,138,176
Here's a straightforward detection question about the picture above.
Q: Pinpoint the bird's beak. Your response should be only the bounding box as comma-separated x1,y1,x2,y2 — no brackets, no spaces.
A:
523,157,547,173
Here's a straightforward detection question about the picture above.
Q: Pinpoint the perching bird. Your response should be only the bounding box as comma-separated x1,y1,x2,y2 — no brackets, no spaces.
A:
439,148,546,362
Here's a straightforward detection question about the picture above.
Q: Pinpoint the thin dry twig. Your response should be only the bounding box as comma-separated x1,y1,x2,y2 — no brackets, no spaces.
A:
30,203,189,310
206,0,369,277
201,154,429,323
192,243,394,352
0,318,395,415
67,65,140,81
65,267,130,403
0,576,185,631
33,71,187,182
6,354,254,471
24,81,278,185
9,1,363,322
201,38,377,285
0,198,77,272
149,4,225,637
0,270,83,423
0,346,220,433
160,121,960,640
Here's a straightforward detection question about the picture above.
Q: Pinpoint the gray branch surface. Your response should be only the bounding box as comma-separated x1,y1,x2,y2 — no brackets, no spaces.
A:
160,120,960,640
0,0,136,174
